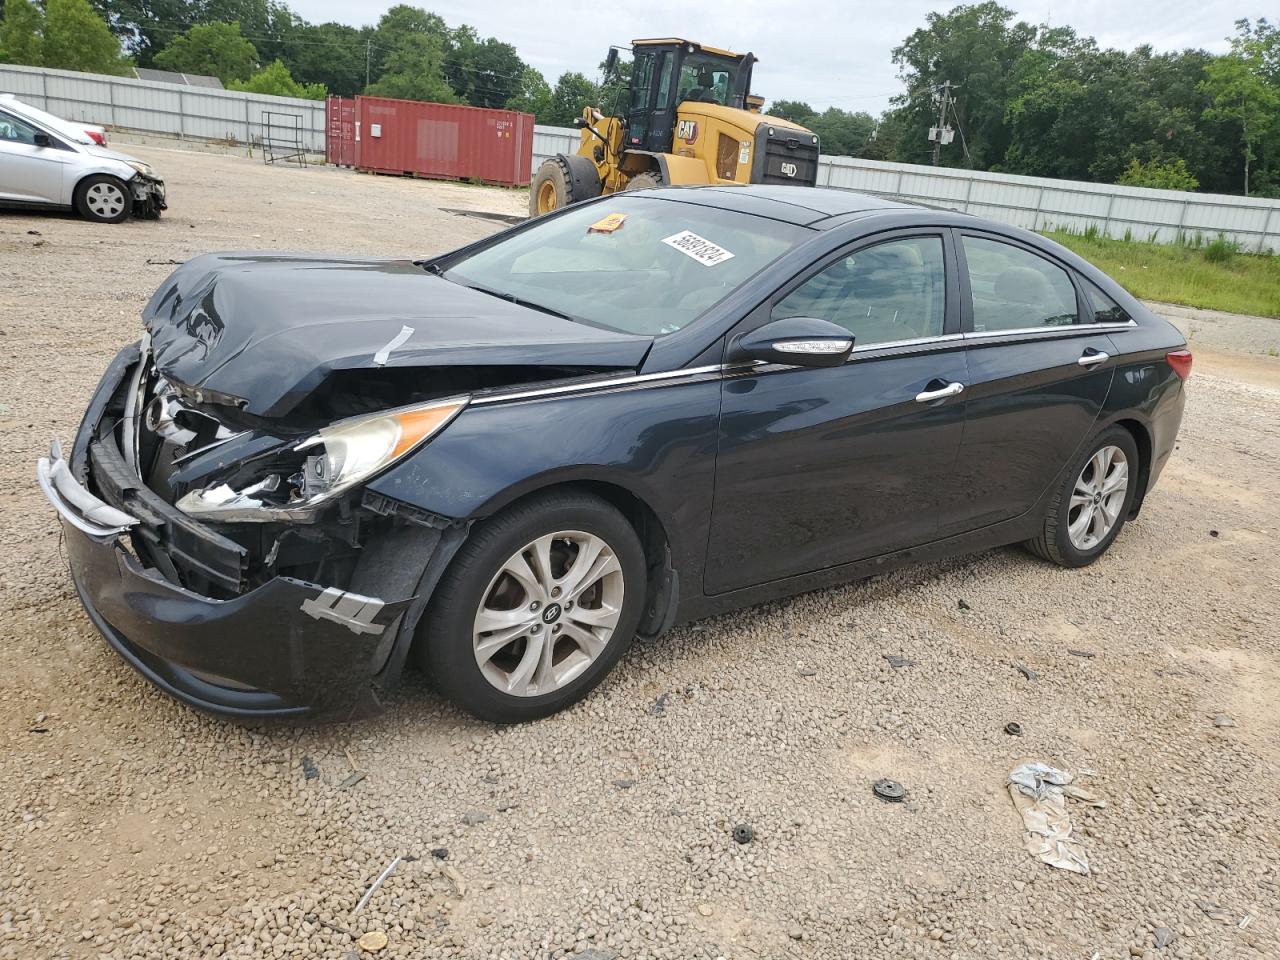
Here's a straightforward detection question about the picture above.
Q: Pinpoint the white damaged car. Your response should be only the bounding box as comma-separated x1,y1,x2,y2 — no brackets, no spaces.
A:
0,95,165,223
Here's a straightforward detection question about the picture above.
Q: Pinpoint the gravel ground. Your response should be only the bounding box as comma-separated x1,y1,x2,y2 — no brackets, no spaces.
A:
1,147,1278,960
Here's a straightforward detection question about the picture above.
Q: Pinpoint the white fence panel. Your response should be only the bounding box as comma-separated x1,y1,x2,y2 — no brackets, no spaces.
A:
0,63,327,151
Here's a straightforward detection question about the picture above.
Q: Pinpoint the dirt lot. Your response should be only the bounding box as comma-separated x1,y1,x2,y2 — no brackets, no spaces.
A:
2,147,1278,960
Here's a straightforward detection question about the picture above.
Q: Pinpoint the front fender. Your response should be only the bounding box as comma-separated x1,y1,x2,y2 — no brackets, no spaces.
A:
365,375,723,583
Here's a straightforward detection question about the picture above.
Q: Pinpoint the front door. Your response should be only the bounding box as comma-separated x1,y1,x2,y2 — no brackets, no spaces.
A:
0,110,67,204
705,231,968,595
943,231,1116,534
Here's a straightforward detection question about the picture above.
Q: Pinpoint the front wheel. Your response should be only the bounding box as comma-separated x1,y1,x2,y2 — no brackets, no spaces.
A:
418,491,647,722
1025,426,1139,567
74,174,131,224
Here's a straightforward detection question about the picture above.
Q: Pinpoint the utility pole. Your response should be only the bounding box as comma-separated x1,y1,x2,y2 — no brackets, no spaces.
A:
929,80,956,166
365,39,371,88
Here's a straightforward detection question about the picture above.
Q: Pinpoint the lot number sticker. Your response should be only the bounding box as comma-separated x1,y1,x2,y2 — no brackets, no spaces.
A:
661,230,736,266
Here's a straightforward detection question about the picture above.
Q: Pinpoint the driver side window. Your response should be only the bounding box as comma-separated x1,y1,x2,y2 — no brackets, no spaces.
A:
773,236,947,347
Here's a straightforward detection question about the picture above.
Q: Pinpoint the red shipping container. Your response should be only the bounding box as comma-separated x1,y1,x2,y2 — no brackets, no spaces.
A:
326,96,533,188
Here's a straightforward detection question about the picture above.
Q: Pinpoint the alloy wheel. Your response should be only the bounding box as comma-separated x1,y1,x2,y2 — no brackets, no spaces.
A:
1067,444,1129,551
85,181,126,219
472,530,624,697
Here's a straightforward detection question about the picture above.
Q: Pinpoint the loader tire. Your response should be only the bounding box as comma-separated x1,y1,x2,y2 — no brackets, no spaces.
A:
625,170,663,191
529,155,600,217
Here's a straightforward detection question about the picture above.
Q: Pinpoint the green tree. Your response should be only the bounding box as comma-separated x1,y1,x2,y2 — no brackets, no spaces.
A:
228,57,324,98
91,0,197,65
765,100,816,125
0,0,45,66
364,32,458,103
283,21,369,96
505,66,552,119
545,71,597,126
42,0,130,75
1202,20,1280,195
153,21,258,82
368,4,447,82
805,108,877,156
1116,157,1200,190
445,25,524,108
891,2,1041,167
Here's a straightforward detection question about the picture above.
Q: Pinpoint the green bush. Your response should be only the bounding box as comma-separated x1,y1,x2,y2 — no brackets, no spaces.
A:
1116,157,1200,192
1203,235,1239,263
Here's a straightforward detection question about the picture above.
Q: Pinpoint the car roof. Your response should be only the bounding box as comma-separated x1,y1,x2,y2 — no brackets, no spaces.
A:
0,94,94,144
642,184,920,227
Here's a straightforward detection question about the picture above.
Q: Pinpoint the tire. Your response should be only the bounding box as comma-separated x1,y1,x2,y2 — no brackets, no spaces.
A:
625,170,663,191
418,491,647,722
74,174,131,224
528,155,600,217
1025,425,1140,568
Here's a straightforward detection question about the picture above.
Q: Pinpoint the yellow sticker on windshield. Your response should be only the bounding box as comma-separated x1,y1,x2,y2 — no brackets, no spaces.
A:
588,212,627,233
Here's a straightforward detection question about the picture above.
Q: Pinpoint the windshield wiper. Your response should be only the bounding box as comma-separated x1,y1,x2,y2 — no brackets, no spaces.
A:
456,281,579,323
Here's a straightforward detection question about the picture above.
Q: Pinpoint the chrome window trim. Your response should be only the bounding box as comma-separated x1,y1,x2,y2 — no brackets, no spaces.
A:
963,319,1137,342
470,364,728,406
846,333,964,357
467,319,1138,406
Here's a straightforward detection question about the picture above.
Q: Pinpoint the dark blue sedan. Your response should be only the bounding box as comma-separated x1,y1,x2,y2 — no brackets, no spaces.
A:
38,186,1191,722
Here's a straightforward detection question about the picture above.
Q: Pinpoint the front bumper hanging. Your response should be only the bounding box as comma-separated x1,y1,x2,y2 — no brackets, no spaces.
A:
35,344,425,721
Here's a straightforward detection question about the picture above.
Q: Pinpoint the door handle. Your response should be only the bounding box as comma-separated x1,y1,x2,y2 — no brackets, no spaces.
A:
1078,350,1110,367
914,381,965,403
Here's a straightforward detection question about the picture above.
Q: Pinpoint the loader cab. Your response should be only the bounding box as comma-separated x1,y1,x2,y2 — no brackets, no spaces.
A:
621,39,755,154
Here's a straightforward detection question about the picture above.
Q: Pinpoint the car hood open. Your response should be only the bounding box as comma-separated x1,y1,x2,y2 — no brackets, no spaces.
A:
142,252,655,417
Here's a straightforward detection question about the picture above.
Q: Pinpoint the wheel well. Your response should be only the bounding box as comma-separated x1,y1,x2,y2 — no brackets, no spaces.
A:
487,480,675,635
1114,418,1152,518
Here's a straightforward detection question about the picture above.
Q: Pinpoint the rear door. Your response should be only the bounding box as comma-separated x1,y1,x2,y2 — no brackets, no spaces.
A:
705,230,968,595
944,230,1117,535
0,109,68,204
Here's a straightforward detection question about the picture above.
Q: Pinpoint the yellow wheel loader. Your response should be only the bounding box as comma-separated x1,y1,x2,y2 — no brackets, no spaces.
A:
529,38,820,216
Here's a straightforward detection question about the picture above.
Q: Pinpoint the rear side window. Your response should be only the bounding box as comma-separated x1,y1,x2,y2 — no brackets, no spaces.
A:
962,236,1078,332
1082,281,1131,324
773,236,947,347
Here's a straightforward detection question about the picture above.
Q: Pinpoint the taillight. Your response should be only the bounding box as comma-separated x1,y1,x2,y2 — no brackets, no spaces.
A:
88,130,105,145
1167,349,1193,380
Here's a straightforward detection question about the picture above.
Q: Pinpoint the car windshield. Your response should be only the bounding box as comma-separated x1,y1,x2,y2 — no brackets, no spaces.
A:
442,197,806,336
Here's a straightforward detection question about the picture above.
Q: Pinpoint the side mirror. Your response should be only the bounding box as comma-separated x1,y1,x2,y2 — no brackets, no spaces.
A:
33,132,51,147
604,47,619,75
729,316,854,368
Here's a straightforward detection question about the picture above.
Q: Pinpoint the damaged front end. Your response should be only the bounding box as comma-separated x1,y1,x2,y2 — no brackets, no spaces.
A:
38,340,469,720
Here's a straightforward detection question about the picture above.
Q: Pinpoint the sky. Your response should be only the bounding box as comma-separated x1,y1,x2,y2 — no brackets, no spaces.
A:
290,0,1251,114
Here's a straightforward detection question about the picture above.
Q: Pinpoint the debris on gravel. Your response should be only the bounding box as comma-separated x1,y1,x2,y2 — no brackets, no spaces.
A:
2,147,1278,960
872,779,907,802
883,653,915,669
732,822,755,844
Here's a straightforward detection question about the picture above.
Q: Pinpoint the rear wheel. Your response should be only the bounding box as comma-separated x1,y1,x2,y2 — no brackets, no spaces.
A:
625,170,663,191
74,174,131,224
1025,426,1139,567
418,491,647,722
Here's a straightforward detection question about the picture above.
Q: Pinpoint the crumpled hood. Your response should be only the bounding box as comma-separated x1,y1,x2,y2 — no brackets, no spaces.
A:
142,252,654,417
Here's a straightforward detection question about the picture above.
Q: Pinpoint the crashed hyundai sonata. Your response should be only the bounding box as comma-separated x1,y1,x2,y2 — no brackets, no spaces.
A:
38,186,1191,722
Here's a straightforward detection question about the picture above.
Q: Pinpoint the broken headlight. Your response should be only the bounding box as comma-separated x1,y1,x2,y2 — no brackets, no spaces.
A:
175,396,468,521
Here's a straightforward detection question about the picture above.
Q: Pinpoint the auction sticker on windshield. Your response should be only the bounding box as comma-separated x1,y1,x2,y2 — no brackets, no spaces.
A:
662,230,736,266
